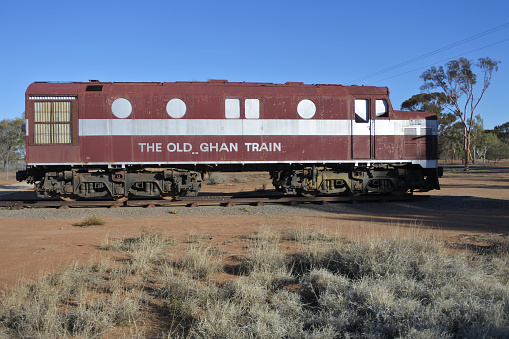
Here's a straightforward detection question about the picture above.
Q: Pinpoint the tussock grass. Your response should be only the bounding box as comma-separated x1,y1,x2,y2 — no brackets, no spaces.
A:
101,230,176,277
2,229,509,338
242,239,284,273
282,228,340,244
0,262,142,338
75,215,106,227
101,229,175,253
176,246,222,279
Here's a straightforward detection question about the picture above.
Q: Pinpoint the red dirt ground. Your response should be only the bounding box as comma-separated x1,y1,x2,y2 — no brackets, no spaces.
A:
1,170,508,293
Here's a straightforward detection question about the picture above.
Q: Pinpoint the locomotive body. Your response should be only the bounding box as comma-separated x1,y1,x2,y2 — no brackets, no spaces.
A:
17,80,441,199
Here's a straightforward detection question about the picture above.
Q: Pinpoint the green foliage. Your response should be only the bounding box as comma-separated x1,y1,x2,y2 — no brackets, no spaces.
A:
401,92,450,115
486,139,509,162
420,57,499,95
494,121,509,143
439,122,465,162
0,115,26,167
405,57,500,169
470,118,501,164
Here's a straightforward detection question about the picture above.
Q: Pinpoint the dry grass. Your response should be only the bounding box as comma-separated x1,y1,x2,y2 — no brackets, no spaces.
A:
0,262,142,338
204,172,230,185
101,229,175,253
74,215,106,227
1,229,508,338
176,246,222,279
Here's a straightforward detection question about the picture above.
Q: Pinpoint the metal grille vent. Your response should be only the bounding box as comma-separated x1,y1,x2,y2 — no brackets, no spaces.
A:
34,102,72,144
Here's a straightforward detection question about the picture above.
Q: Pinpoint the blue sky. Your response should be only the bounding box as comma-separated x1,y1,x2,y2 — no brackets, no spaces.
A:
1,0,508,128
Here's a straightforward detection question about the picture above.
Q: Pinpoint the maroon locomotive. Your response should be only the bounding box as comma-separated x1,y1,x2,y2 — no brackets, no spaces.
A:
17,80,441,200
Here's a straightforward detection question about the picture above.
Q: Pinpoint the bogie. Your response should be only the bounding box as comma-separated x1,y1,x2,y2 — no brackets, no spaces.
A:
270,165,432,196
27,168,202,200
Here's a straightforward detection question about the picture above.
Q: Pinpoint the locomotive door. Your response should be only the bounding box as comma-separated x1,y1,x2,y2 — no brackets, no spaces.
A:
351,99,373,159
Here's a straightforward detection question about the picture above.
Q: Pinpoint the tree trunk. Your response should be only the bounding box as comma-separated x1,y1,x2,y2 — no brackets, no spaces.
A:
463,127,470,171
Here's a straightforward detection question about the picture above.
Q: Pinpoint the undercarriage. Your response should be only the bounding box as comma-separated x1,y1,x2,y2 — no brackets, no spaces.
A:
270,164,440,196
18,167,202,200
16,163,440,200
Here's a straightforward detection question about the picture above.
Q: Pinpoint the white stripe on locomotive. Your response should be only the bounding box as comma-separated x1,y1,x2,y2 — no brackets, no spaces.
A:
27,159,439,169
78,119,438,137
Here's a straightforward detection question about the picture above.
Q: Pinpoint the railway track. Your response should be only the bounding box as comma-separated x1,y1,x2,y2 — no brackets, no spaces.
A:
0,191,429,209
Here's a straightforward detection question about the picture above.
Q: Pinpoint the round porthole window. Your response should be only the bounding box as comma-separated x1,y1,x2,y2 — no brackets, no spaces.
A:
297,99,316,119
166,98,187,118
111,98,132,118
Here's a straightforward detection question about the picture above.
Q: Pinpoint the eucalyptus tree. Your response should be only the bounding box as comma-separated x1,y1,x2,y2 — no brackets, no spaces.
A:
419,57,499,170
494,121,509,143
0,115,25,179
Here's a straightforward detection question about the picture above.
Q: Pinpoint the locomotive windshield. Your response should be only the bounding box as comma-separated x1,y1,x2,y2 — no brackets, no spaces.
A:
354,99,369,123
375,99,389,117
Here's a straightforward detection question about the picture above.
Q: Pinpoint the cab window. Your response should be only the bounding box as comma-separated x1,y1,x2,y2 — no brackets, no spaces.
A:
375,99,389,117
354,99,369,123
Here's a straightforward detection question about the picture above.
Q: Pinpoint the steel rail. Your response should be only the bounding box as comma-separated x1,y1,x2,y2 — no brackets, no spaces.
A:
0,192,429,209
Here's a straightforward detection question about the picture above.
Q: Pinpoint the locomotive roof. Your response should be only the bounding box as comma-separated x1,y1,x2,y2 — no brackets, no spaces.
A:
27,80,390,96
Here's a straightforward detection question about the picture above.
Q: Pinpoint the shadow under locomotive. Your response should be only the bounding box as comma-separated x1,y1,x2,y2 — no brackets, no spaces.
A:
292,194,509,234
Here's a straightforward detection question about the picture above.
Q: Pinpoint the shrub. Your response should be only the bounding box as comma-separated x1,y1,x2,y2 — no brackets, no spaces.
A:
176,247,222,279
241,239,285,274
75,216,106,227
102,230,176,278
